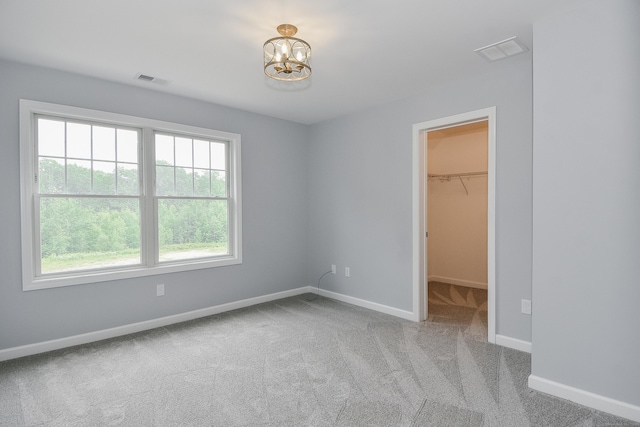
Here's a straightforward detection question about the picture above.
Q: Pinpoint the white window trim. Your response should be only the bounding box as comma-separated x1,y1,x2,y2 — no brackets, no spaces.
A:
20,99,242,291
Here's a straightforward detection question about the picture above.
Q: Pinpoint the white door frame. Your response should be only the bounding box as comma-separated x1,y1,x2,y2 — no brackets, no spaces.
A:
411,107,496,343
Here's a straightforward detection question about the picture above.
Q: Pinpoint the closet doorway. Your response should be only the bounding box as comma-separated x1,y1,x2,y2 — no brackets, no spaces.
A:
427,122,488,336
412,107,496,343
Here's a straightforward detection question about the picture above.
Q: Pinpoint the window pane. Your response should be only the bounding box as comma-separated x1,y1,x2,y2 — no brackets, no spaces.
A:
38,119,65,157
158,199,228,262
38,157,65,194
193,140,209,169
175,137,193,167
211,171,227,197
156,165,175,196
67,122,91,159
39,197,141,274
117,163,139,195
211,142,226,170
93,161,116,194
93,126,116,161
117,129,138,163
155,134,174,165
67,159,92,194
194,169,210,196
176,167,193,196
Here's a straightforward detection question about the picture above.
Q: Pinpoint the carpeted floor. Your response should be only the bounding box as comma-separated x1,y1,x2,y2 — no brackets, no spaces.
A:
428,281,488,335
0,288,637,426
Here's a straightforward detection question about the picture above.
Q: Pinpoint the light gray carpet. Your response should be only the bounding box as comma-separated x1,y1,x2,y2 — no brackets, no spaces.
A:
0,290,637,426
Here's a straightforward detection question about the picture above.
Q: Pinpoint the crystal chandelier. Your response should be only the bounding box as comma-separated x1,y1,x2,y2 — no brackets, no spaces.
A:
263,24,311,81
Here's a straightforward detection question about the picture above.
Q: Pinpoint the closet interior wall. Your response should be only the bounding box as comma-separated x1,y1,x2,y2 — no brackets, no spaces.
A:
427,122,488,289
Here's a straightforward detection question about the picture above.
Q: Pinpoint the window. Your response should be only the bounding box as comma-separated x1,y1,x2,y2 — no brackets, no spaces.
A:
154,132,230,263
20,100,242,290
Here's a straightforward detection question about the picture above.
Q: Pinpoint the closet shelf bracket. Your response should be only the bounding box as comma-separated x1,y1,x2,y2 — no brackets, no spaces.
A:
458,176,469,195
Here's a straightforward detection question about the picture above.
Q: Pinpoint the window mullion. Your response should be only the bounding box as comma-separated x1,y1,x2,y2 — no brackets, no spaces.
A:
63,122,68,193
142,127,156,267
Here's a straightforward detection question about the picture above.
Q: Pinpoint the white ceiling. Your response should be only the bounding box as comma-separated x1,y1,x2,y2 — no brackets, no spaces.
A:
0,0,579,124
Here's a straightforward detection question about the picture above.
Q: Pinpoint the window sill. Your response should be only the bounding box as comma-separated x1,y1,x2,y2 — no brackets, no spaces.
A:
23,255,242,291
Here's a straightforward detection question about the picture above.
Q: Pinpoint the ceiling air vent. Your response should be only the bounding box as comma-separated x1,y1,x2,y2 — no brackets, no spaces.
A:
475,37,529,62
134,73,169,85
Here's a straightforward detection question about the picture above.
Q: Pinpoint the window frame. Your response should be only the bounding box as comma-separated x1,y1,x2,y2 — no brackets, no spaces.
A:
20,99,242,291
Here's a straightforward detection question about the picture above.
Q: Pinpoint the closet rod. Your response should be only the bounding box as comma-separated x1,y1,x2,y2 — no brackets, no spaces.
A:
428,171,487,195
427,171,487,178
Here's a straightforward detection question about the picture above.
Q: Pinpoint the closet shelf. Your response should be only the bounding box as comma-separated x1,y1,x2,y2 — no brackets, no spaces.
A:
427,171,487,179
428,171,487,196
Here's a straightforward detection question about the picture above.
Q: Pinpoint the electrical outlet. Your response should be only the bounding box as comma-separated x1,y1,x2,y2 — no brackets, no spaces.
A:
157,284,165,297
331,264,336,274
345,267,350,277
521,299,531,315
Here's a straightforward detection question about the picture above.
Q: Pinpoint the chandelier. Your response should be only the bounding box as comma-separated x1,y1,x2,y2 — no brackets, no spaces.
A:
263,24,311,81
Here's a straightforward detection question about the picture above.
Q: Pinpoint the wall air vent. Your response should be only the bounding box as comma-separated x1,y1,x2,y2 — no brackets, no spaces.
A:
134,73,169,85
475,37,529,62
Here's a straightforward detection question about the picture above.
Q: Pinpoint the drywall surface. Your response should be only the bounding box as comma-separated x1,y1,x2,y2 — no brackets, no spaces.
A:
427,125,488,174
0,59,309,350
428,126,488,288
532,0,640,406
308,54,534,341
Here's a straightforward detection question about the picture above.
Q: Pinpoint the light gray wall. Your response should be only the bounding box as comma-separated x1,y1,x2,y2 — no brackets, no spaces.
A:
532,0,640,405
0,59,309,350
1,31,540,350
308,54,534,341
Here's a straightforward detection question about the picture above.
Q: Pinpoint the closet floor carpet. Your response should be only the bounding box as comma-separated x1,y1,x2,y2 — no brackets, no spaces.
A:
428,281,488,337
0,293,637,426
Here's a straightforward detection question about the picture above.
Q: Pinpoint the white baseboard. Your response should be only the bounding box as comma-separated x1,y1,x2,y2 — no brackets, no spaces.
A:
428,275,487,290
528,375,640,423
0,286,311,362
495,334,532,353
315,288,415,321
0,286,414,362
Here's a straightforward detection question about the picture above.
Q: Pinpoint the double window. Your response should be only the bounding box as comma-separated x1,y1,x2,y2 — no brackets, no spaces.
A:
20,100,242,290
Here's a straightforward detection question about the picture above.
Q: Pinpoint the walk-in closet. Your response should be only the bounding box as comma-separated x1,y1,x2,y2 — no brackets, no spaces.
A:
426,121,489,331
